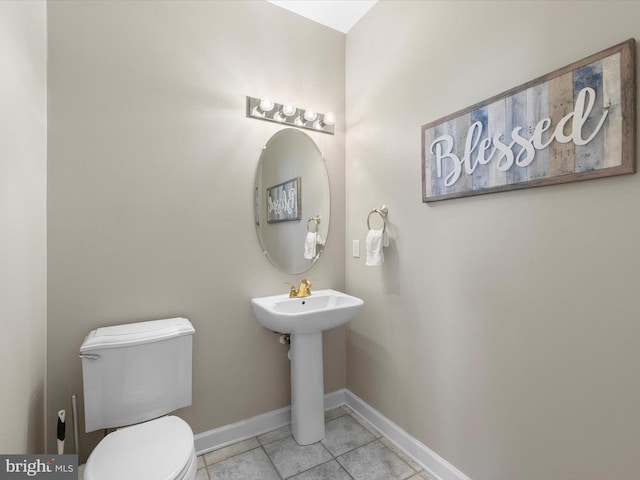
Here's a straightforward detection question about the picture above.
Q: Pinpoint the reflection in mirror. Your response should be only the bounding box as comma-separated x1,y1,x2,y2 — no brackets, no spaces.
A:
255,129,330,274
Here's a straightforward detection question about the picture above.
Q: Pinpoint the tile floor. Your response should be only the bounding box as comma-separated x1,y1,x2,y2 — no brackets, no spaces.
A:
196,406,436,480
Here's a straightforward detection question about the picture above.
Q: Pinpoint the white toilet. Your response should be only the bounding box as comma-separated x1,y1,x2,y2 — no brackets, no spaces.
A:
80,317,197,480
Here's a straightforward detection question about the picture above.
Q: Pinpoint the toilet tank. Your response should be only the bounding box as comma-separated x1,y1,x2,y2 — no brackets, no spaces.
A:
80,317,195,433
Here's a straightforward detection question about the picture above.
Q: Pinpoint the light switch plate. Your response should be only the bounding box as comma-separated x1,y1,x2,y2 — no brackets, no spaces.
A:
352,240,360,258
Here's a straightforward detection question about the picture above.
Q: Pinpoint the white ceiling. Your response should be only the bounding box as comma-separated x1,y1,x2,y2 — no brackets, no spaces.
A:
267,0,377,33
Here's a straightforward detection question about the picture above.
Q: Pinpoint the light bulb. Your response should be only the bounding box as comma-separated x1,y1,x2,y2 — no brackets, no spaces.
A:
259,97,275,112
282,105,296,117
274,104,297,122
323,112,336,126
303,110,317,122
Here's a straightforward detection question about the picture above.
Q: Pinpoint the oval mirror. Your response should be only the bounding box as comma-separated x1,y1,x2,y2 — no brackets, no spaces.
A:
255,129,330,274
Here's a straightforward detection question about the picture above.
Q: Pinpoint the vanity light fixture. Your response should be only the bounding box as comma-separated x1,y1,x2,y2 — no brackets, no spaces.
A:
246,96,335,135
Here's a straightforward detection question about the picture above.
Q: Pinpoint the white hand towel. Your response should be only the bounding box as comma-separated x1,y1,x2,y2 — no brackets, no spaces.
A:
365,229,388,266
304,232,317,259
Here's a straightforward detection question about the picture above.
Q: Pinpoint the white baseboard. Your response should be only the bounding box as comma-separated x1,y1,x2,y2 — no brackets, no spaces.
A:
194,403,290,455
194,388,469,480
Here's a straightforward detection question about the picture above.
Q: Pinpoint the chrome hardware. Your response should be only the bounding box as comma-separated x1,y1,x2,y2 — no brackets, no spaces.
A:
79,353,101,361
367,205,389,232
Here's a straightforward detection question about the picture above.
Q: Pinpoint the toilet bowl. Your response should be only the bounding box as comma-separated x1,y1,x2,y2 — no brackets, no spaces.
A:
84,416,197,480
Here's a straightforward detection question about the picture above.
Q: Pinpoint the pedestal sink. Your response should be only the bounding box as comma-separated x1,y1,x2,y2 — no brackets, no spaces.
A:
251,289,363,445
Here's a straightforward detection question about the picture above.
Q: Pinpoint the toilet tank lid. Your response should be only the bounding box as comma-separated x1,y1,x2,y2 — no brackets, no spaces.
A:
80,317,195,352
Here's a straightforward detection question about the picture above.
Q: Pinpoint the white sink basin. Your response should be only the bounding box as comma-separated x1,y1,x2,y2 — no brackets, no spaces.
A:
251,289,363,334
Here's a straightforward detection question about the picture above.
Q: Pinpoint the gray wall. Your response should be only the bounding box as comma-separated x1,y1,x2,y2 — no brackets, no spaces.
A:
346,1,640,479
47,0,345,458
0,0,47,454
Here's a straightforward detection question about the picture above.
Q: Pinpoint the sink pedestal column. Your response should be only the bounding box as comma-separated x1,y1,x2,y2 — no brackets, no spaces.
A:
290,332,324,445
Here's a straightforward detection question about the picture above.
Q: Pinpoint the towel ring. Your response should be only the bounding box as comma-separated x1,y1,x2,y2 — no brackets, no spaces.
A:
367,205,388,232
307,215,321,233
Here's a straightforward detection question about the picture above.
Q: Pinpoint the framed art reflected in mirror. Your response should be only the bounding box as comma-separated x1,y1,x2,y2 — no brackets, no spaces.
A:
267,177,301,223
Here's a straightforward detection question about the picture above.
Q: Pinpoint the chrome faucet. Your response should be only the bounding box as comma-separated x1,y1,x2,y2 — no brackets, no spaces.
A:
286,279,312,298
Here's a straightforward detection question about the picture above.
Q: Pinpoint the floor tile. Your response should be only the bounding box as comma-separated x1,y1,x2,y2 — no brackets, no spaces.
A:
324,406,349,423
195,467,209,480
263,436,333,479
289,459,352,480
206,447,280,480
258,424,292,445
322,414,376,456
350,413,382,438
203,437,260,465
197,406,428,480
337,439,415,480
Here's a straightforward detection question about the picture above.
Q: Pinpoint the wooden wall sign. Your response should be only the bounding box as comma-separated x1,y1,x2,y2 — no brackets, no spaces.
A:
422,39,636,202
